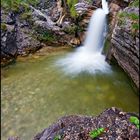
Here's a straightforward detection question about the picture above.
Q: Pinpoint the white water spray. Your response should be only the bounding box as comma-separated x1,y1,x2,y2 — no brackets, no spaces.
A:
56,0,111,75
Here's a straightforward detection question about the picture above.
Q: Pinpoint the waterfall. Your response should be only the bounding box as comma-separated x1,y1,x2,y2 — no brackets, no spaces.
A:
56,0,111,75
83,9,106,52
102,0,109,14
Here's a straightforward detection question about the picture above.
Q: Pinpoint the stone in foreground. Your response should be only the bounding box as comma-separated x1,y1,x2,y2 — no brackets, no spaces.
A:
33,107,139,140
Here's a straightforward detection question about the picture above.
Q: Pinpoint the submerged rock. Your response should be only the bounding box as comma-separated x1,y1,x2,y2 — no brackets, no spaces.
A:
32,107,139,140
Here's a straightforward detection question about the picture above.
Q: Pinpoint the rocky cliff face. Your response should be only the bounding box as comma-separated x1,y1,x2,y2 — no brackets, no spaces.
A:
107,5,139,89
1,0,136,66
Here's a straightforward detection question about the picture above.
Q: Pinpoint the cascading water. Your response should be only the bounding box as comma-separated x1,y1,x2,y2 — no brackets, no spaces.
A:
56,0,111,75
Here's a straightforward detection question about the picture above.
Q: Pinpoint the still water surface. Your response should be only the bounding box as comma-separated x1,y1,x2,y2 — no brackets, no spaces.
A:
1,50,139,140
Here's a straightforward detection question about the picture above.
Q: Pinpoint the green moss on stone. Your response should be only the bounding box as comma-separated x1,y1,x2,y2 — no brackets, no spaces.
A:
20,12,32,20
118,12,128,18
37,31,56,42
118,11,139,31
118,12,139,21
103,39,110,55
132,23,139,30
1,23,7,31
1,0,38,12
129,0,139,7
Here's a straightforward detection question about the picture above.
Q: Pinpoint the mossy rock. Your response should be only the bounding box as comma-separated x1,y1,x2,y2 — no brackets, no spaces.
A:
129,0,139,7
63,25,77,34
63,25,84,35
37,31,56,42
20,12,32,20
1,23,7,31
1,0,38,13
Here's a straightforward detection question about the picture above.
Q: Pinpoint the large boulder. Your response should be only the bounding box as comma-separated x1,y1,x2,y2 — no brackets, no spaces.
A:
1,5,43,65
1,23,17,66
33,107,139,140
7,107,139,140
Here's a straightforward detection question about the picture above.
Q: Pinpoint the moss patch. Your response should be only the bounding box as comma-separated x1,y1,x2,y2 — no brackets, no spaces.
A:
129,0,139,7
103,39,110,55
37,31,56,42
67,0,78,17
118,10,139,33
1,23,7,31
1,0,38,13
20,12,32,20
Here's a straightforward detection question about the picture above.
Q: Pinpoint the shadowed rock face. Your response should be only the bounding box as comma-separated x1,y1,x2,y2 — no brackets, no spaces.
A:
32,107,139,140
107,7,139,89
1,23,18,66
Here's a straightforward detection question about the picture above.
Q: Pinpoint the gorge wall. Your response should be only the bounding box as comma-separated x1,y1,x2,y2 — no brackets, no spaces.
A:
107,1,139,89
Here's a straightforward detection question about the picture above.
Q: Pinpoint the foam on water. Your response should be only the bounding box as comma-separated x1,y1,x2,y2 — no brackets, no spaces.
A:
56,0,111,75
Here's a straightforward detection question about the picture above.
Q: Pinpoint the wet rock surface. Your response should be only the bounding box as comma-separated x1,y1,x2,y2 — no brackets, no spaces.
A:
32,107,139,140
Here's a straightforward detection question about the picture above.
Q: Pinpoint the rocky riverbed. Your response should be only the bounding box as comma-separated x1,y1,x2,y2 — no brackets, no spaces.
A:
8,107,139,140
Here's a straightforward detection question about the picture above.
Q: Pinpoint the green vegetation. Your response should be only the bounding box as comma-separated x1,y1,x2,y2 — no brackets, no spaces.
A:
128,13,139,20
67,0,93,17
118,10,139,33
89,128,106,139
129,116,139,129
132,23,139,30
118,12,128,18
129,0,139,7
1,23,7,31
20,12,31,19
118,12,139,20
1,0,38,12
53,135,61,140
64,25,77,34
118,18,126,26
64,25,85,35
67,0,78,17
37,31,56,42
86,0,93,4
103,39,110,55
20,12,32,20
118,0,139,29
